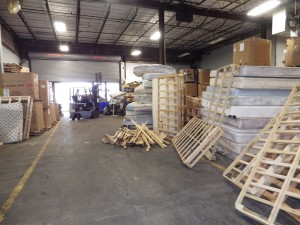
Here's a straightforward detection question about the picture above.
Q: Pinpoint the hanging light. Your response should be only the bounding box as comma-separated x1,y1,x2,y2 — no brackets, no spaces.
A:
131,49,141,56
247,0,281,17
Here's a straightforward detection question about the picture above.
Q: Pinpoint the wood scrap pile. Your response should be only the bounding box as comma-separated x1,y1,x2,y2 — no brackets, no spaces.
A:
102,120,168,151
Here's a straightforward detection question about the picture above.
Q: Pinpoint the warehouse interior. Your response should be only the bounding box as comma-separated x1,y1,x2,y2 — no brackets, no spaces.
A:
0,0,300,225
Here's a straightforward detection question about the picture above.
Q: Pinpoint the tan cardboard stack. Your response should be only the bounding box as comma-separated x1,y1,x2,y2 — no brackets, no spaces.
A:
285,36,300,67
0,73,46,135
197,69,210,97
233,37,271,66
39,80,53,129
180,69,198,97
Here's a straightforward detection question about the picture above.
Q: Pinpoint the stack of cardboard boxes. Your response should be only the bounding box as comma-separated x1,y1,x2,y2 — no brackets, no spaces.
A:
0,72,59,135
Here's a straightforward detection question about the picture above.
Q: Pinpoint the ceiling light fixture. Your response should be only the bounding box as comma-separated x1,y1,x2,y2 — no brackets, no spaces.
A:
54,21,67,32
247,0,281,17
178,52,190,58
150,31,161,40
131,49,141,56
7,0,21,14
59,44,69,52
208,37,225,45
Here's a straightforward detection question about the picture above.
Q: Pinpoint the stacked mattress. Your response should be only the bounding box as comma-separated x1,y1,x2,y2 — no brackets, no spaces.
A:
124,64,176,128
201,66,300,159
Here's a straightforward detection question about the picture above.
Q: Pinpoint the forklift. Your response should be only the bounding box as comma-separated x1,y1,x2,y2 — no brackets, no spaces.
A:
69,73,102,120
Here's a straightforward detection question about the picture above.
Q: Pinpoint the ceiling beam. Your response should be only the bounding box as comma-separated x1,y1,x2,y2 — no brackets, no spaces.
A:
95,4,111,45
19,39,192,63
97,0,262,23
113,7,138,46
76,0,81,43
45,0,57,41
18,11,37,40
0,15,19,40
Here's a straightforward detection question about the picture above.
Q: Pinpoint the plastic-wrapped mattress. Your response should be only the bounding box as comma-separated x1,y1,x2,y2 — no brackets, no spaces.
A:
126,102,152,111
202,91,287,106
0,103,23,143
201,98,282,117
205,86,290,96
221,124,259,144
237,66,300,78
142,79,152,88
210,77,300,89
201,108,271,129
217,137,248,154
133,64,176,77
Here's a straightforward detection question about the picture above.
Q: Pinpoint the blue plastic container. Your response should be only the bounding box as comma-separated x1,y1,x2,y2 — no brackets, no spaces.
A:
99,102,109,113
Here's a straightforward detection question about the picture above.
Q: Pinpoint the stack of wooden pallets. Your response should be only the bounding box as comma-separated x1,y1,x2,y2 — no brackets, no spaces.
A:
224,83,300,225
3,63,21,73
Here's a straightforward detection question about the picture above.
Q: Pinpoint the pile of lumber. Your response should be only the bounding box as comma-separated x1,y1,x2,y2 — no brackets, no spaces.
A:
103,120,168,151
4,63,21,73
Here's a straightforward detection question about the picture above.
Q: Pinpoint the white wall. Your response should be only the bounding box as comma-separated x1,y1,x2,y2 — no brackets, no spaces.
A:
2,46,20,64
201,44,233,70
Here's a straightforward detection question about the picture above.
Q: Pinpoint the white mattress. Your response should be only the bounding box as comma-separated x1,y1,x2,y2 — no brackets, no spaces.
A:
206,86,290,96
126,102,152,111
237,66,300,78
201,108,271,129
202,92,287,106
210,77,300,89
217,137,248,154
201,98,282,118
221,124,259,144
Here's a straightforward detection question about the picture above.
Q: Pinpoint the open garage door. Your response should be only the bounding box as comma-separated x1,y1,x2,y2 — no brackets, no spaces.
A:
30,53,121,82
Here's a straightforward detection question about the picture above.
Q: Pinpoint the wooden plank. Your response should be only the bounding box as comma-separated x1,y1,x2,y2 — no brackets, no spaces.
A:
172,117,223,168
235,83,300,225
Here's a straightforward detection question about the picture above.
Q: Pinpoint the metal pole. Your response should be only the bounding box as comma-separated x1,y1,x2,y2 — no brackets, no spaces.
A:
159,7,166,65
0,24,3,74
119,62,122,91
260,23,267,39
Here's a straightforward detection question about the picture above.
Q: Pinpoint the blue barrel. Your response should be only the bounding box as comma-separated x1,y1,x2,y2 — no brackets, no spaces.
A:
99,102,109,113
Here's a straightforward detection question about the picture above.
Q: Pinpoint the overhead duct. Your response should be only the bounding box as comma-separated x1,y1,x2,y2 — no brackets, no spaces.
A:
176,3,193,23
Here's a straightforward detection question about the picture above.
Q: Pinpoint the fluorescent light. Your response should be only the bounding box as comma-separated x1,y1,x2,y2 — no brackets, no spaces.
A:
150,31,161,40
247,0,280,16
60,45,69,52
131,50,141,56
54,21,66,32
208,37,225,45
178,52,190,58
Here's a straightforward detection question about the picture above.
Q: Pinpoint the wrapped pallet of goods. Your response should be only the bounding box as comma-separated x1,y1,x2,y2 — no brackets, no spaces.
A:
43,108,52,130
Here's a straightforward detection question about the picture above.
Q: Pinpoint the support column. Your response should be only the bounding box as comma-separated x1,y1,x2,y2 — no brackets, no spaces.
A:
0,24,3,73
260,23,267,39
159,7,166,65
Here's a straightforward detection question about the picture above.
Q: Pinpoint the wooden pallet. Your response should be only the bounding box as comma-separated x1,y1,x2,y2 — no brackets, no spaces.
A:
172,117,223,168
207,64,238,124
235,84,300,225
0,96,33,140
153,75,184,137
30,128,46,136
223,117,276,188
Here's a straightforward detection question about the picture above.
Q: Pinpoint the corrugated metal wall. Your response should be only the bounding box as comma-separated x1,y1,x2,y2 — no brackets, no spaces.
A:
31,60,120,82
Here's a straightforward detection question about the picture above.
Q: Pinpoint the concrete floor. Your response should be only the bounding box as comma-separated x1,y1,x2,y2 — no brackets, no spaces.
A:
0,116,297,225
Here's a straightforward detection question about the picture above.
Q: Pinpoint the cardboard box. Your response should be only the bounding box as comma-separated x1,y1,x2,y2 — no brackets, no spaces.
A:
184,83,198,97
39,80,50,108
0,73,39,100
43,108,52,129
285,37,300,67
49,103,57,124
30,101,45,132
198,84,207,97
233,37,271,66
54,103,60,121
197,69,210,84
179,69,197,83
